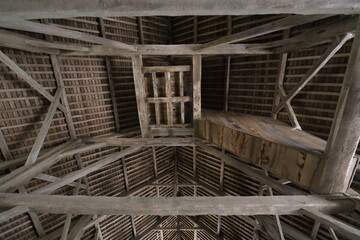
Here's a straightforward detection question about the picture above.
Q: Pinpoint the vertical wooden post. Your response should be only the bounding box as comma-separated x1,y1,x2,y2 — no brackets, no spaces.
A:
132,55,149,137
319,19,360,194
224,16,232,112
192,55,202,120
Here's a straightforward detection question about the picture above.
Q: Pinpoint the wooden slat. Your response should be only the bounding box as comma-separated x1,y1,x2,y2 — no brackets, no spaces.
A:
146,96,191,103
143,65,191,73
0,49,67,112
151,72,161,125
165,71,173,125
0,206,29,224
199,15,331,50
87,137,195,147
179,71,185,124
275,33,353,114
192,55,202,120
0,20,136,51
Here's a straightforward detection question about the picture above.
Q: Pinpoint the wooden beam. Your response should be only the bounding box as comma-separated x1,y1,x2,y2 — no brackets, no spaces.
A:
67,215,93,240
136,17,144,44
198,15,331,50
86,137,195,147
179,71,185,124
34,173,86,189
0,30,273,56
0,206,29,224
32,145,142,195
317,19,360,194
149,128,193,137
195,140,303,195
0,140,104,192
1,1,360,20
192,55,202,120
186,216,223,240
275,33,353,114
25,87,63,165
0,20,136,51
143,65,191,73
0,130,12,161
301,209,360,240
0,194,355,216
165,71,173,126
0,50,67,112
131,217,169,240
66,44,273,56
98,17,121,132
131,56,149,137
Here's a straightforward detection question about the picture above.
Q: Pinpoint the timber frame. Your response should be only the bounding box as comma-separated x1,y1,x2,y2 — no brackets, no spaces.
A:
0,5,360,240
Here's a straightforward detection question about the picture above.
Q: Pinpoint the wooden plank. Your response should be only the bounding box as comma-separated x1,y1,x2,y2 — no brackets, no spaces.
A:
143,65,191,73
198,15,331,50
149,128,193,137
146,96,191,103
301,209,360,240
86,137,195,146
34,173,86,189
0,206,29,224
192,55,202,120
275,33,353,114
223,56,231,112
131,56,149,137
0,20,136,51
318,19,360,194
0,50,67,112
64,44,273,56
195,140,303,195
0,194,354,216
165,71,173,126
33,145,143,194
137,17,144,44
151,72,161,125
25,87,63,165
1,1,360,20
179,71,185,124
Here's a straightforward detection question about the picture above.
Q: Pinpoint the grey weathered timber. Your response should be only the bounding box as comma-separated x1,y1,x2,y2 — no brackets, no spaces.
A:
195,140,303,195
0,206,29,224
0,194,355,216
25,87,63,165
192,55,202,120
199,15,331,50
131,217,169,240
275,33,354,114
0,50,67,112
86,137,195,147
1,0,360,20
301,209,360,240
131,56,149,137
64,44,273,56
143,65,191,73
33,145,143,194
0,30,273,56
317,19,360,194
0,20,136,51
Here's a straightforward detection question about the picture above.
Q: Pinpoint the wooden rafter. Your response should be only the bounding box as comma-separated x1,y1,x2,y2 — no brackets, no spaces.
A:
274,33,354,114
192,55,202,120
198,15,331,50
0,20,136,51
0,50,67,112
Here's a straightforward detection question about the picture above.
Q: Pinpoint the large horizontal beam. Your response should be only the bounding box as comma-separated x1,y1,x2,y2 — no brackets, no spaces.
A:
0,0,360,20
86,137,195,147
0,194,355,216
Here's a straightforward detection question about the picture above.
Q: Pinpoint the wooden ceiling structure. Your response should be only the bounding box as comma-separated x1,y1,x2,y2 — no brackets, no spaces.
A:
0,1,360,240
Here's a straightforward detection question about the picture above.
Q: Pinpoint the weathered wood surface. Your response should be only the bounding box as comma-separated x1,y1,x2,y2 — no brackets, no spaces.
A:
86,137,195,147
0,194,355,216
318,18,360,194
195,110,326,191
199,15,331,50
1,0,360,20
